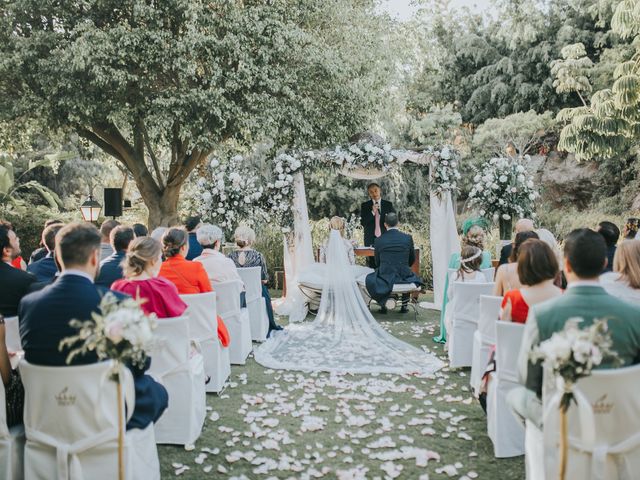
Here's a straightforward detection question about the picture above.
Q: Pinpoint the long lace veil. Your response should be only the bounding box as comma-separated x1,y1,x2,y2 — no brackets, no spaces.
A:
254,230,444,374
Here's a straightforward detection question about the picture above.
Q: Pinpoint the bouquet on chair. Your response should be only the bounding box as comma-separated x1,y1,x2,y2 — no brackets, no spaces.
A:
530,318,619,480
60,293,157,480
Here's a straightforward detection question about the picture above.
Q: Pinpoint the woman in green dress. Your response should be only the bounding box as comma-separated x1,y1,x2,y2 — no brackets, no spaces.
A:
433,218,493,344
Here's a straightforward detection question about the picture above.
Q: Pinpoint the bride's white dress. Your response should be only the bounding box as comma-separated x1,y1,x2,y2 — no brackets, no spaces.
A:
254,230,444,375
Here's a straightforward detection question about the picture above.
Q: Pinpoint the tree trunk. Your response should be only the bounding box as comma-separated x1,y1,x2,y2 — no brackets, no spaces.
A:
144,185,181,230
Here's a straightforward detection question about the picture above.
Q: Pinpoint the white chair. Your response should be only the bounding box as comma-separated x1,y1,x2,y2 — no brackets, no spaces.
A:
540,364,640,479
148,316,206,445
0,371,24,480
180,293,231,394
470,295,502,393
447,282,495,368
481,267,496,282
19,360,160,480
237,267,269,342
486,321,525,458
215,280,252,365
4,316,21,353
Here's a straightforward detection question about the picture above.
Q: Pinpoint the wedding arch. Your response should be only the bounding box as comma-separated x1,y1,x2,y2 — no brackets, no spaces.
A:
192,134,462,321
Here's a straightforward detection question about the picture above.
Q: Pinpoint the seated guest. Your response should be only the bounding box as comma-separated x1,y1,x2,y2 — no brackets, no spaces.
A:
194,224,243,284
498,218,535,266
159,228,212,294
365,213,421,314
150,227,167,242
319,217,355,265
112,237,187,318
228,225,282,332
132,223,148,238
0,315,23,427
437,218,492,343
185,216,203,261
99,219,120,261
0,220,26,271
623,217,639,240
29,219,63,264
509,228,640,427
0,223,37,316
601,240,640,304
597,221,620,272
494,231,539,296
444,246,486,335
26,223,64,283
19,222,168,430
96,225,135,288
501,239,562,323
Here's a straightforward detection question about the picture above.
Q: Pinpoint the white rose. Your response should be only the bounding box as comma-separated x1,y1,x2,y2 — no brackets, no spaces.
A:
516,165,525,173
502,213,511,220
479,209,486,216
511,187,517,193
499,175,508,183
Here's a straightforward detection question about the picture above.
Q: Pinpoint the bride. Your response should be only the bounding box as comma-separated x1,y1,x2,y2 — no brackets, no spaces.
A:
254,227,444,375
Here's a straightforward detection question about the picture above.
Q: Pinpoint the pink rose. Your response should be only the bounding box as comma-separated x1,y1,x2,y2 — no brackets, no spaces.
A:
106,321,124,344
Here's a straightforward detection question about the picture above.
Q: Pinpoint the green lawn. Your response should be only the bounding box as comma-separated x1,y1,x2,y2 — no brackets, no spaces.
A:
158,295,525,479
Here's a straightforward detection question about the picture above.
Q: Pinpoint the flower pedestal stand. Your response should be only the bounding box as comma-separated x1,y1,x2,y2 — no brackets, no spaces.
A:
499,217,513,241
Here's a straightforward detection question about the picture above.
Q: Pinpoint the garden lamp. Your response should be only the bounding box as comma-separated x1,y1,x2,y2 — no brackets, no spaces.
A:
80,195,102,222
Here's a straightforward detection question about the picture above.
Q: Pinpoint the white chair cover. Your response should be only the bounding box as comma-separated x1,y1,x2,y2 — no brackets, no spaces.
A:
19,360,160,480
0,371,24,480
486,321,526,458
447,282,495,368
481,268,496,282
148,317,206,445
237,267,269,342
215,280,253,365
470,295,502,393
179,293,230,393
4,316,21,353
542,364,640,480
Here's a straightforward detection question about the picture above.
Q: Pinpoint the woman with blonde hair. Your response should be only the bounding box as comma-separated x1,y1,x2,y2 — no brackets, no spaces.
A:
319,216,355,264
601,240,640,304
228,224,282,334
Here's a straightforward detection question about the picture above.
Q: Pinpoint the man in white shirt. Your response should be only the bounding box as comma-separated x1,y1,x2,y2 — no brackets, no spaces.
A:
193,224,243,284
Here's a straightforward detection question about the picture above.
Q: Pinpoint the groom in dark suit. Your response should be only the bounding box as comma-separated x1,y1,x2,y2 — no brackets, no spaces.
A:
360,183,395,268
365,213,421,313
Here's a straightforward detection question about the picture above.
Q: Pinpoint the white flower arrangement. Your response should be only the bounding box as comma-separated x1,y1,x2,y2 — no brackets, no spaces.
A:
530,318,619,411
194,155,267,230
467,157,539,224
264,153,308,231
60,293,157,372
326,141,396,173
425,145,461,196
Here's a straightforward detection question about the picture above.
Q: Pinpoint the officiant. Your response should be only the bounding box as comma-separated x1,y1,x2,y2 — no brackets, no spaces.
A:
360,183,395,268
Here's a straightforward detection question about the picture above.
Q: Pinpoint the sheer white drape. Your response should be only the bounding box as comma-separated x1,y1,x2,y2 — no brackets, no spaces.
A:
429,191,460,309
273,172,314,323
255,230,444,374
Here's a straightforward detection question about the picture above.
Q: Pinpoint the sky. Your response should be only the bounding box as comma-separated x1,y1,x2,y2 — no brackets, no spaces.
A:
379,0,492,20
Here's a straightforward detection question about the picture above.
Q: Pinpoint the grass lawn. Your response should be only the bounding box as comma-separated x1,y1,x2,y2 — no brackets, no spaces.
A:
158,294,525,479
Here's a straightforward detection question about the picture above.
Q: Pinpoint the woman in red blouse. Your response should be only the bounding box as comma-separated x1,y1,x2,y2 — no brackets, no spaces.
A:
500,239,562,323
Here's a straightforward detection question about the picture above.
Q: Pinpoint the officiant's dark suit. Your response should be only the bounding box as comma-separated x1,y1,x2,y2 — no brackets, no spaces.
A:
360,184,395,268
365,218,422,309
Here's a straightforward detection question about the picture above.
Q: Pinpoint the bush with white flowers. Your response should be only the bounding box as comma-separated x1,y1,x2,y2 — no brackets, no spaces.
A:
468,157,539,223
193,155,266,230
426,146,461,196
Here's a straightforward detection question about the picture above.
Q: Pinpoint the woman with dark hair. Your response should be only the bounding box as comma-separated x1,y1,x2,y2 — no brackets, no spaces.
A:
493,231,539,296
622,218,639,240
158,228,212,294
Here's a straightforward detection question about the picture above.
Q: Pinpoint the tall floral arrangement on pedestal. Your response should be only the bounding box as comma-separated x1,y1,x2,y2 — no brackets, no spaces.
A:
193,156,266,230
530,318,619,480
467,157,540,239
60,293,157,480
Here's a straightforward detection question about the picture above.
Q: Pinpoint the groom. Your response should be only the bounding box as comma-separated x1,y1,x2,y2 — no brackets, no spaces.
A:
365,213,421,313
360,183,395,268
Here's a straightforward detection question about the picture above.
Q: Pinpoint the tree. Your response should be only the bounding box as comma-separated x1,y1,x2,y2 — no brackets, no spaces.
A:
0,1,395,227
557,0,640,160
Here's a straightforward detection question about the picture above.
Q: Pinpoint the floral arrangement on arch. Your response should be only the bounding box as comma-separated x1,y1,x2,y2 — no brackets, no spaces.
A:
325,140,397,173
468,157,539,223
425,145,461,196
194,155,266,230
263,152,308,231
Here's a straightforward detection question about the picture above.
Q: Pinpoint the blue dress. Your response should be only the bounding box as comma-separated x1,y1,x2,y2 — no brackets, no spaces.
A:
433,251,492,344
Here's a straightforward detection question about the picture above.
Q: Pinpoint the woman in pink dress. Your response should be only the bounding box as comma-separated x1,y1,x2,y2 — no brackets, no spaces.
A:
111,237,187,318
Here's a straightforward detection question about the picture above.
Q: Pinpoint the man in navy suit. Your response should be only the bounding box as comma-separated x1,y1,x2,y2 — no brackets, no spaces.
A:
26,223,63,283
0,223,38,316
19,222,168,430
185,216,203,261
360,183,395,268
365,213,421,313
96,225,134,288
